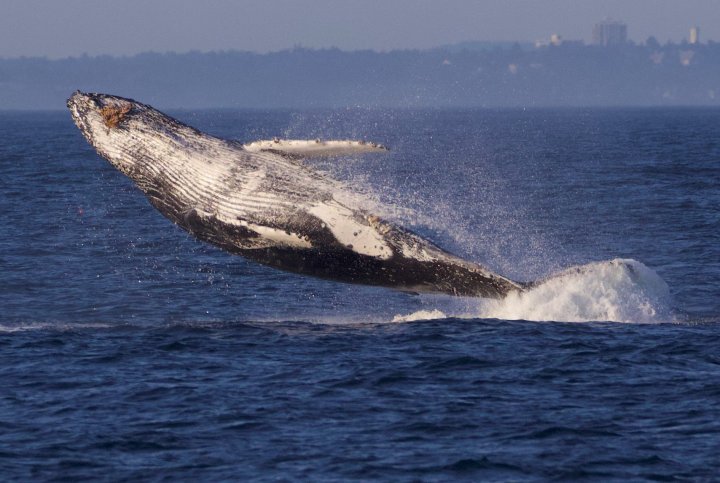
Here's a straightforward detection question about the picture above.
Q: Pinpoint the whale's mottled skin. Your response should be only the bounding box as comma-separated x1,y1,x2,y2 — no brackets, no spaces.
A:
68,91,525,298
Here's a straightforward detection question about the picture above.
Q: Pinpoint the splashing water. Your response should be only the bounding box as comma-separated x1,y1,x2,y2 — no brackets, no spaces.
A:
394,259,672,323
322,159,674,324
392,309,447,323
479,259,672,323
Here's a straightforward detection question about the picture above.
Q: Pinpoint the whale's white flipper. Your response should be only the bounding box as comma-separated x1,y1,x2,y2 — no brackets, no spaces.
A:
243,139,387,158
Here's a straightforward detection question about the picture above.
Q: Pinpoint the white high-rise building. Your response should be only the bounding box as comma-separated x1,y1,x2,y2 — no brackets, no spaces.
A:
592,20,628,46
689,26,700,45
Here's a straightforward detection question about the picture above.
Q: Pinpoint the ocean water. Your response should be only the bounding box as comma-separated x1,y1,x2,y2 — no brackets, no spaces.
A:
1,107,719,480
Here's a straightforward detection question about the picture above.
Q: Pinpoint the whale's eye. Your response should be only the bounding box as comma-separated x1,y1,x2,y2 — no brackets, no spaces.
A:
100,103,132,128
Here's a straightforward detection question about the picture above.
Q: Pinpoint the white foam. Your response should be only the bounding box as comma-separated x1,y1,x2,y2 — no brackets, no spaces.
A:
477,258,672,323
389,259,672,324
392,309,448,323
0,322,115,333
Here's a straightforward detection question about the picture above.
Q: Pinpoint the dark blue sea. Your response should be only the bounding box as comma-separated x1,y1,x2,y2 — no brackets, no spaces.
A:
1,107,719,480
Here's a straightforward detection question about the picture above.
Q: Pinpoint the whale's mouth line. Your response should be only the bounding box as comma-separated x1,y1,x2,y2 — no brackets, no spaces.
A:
67,91,95,138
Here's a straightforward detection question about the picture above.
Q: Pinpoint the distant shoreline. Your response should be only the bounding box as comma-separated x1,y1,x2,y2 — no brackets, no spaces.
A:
2,44,719,109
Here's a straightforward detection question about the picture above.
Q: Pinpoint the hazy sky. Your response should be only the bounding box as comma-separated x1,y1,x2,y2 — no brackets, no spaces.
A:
2,0,718,58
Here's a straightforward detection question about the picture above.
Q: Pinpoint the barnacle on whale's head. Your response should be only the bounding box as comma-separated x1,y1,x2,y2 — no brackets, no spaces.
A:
99,103,132,128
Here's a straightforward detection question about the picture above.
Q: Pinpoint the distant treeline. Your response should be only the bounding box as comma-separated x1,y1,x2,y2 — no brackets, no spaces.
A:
2,43,720,109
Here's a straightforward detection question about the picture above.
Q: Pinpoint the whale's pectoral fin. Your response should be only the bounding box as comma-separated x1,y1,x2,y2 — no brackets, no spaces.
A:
243,139,388,159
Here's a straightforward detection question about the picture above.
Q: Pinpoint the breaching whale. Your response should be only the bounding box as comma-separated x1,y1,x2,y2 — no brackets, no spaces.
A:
68,91,529,299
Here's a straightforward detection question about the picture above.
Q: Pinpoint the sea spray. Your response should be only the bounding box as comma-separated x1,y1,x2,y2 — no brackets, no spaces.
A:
244,111,676,323
322,159,676,323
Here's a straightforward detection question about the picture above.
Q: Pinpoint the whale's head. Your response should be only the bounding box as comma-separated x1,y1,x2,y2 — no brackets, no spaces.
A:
67,91,191,180
68,91,155,178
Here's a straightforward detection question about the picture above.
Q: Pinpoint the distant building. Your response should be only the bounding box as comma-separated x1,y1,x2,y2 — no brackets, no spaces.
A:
534,33,583,48
689,26,700,44
592,19,627,46
535,33,562,48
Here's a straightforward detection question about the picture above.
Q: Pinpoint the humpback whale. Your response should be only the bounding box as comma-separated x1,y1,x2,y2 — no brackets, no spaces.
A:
68,91,529,299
